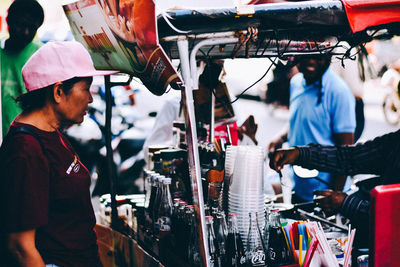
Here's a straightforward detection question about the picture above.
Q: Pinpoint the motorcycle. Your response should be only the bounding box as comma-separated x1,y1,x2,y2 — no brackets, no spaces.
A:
381,67,400,125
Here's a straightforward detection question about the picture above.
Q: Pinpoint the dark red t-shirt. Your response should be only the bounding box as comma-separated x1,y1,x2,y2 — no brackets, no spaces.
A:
0,122,100,267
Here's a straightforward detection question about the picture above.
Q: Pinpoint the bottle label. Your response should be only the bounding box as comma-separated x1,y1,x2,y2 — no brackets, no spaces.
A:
155,216,171,236
193,252,200,264
249,249,266,266
239,256,246,265
268,247,277,261
208,256,215,267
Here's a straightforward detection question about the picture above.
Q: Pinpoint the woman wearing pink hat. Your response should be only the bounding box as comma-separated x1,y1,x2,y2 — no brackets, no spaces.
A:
0,41,118,267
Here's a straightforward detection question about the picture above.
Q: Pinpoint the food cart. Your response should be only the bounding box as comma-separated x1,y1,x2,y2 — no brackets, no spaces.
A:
61,0,400,266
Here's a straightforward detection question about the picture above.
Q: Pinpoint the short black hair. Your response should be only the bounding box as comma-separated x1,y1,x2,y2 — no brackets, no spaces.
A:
7,0,44,27
16,77,92,113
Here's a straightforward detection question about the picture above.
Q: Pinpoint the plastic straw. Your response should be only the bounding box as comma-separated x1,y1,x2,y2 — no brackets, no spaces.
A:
289,228,298,263
282,226,293,261
343,229,356,267
299,235,303,266
303,238,319,267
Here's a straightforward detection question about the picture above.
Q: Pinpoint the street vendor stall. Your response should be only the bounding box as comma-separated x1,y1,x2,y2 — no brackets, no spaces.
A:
61,0,400,266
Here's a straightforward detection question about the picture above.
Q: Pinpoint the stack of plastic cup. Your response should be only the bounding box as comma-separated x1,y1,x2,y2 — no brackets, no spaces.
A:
219,145,238,213
228,146,265,246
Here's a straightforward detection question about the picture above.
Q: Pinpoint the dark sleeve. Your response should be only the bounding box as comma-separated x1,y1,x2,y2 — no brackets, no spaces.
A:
2,135,50,232
295,130,400,176
340,194,369,225
339,195,370,241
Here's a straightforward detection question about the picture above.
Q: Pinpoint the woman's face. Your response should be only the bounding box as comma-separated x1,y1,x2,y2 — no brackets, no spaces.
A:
58,79,93,124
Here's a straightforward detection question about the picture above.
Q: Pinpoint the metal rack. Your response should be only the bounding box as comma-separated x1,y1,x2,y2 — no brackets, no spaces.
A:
97,1,400,266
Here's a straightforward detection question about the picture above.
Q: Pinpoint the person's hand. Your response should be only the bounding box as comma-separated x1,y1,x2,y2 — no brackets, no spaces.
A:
268,148,299,172
313,190,347,214
268,135,286,153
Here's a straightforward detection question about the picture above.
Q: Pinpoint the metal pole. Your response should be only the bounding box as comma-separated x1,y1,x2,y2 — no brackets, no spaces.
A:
104,75,119,229
177,39,210,267
210,92,215,144
189,37,238,90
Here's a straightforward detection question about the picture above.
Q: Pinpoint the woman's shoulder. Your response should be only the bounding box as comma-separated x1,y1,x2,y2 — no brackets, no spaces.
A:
3,130,43,155
2,124,51,159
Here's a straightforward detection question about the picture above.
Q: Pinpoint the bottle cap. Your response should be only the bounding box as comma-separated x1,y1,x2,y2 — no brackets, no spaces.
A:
144,169,154,176
271,208,280,212
229,213,238,217
156,175,165,182
205,216,213,220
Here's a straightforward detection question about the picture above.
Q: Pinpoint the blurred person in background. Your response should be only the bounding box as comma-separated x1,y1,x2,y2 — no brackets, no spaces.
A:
0,41,117,267
268,54,356,203
1,0,44,138
143,60,258,164
331,50,367,142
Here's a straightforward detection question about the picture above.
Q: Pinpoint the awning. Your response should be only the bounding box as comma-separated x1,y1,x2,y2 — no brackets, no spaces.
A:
340,0,400,33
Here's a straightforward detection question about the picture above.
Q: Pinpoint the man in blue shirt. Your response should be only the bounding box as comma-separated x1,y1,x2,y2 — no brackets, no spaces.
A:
268,55,356,202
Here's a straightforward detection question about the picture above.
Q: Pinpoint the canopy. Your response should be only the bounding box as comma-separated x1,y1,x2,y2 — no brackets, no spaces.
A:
248,0,400,33
157,0,400,61
341,0,400,33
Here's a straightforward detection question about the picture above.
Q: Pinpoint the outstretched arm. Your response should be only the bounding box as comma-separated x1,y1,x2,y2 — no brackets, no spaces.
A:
331,132,354,191
270,130,400,176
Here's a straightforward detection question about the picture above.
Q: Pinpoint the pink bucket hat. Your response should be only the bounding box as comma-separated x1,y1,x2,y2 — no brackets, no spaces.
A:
22,41,119,91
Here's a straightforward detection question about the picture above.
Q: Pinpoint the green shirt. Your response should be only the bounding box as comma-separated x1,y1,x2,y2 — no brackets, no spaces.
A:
1,41,41,136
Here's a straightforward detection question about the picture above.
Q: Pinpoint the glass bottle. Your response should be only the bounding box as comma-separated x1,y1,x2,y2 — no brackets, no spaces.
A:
154,177,173,238
183,205,195,257
146,172,157,210
171,198,181,240
246,213,267,267
267,209,290,266
144,170,155,207
206,216,221,267
215,212,228,265
152,175,164,230
263,207,271,251
145,173,157,230
224,214,246,267
187,207,201,266
175,201,187,253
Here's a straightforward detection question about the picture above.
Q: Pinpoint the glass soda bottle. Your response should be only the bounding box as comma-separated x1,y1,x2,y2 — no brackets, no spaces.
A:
246,213,267,267
144,170,155,208
188,207,201,266
145,173,157,230
267,209,290,266
206,215,221,267
154,177,173,238
224,214,246,267
215,212,228,265
151,175,164,227
263,207,271,250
